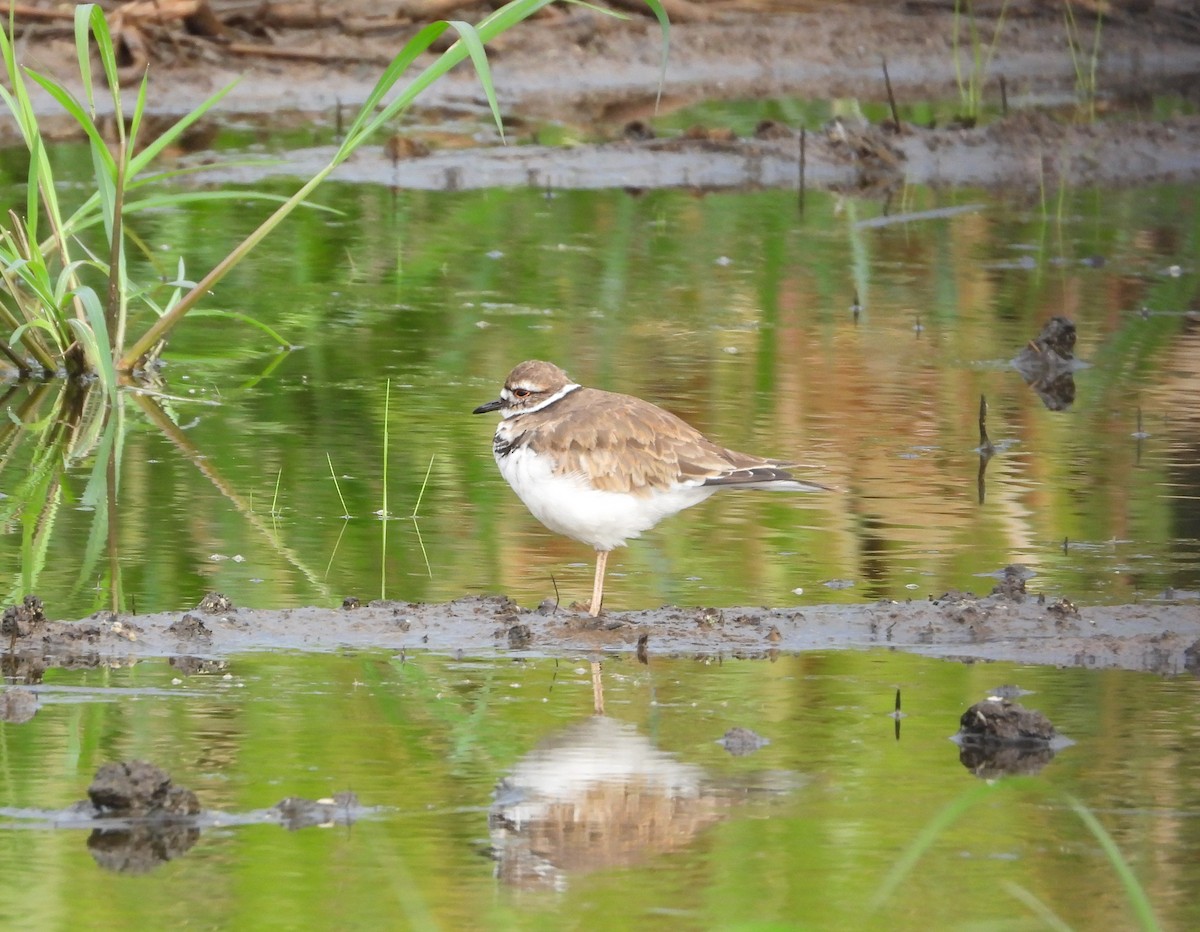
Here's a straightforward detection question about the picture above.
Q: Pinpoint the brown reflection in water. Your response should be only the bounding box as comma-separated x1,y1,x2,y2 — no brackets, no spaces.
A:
489,716,725,890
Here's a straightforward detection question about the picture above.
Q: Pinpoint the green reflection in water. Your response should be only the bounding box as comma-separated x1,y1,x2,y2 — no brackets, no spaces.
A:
0,651,1196,929
1,156,1198,617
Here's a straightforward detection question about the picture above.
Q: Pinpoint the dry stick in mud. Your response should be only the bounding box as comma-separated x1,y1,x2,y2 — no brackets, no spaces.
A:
882,56,901,130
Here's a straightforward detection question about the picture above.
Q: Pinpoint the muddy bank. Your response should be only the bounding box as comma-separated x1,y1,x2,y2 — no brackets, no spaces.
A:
5,591,1199,676
8,3,1200,191
193,112,1200,193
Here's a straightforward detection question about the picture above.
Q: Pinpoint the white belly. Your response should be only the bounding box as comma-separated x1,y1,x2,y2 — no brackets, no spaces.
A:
496,445,714,551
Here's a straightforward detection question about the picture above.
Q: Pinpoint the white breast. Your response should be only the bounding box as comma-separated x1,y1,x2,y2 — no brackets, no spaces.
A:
495,443,714,552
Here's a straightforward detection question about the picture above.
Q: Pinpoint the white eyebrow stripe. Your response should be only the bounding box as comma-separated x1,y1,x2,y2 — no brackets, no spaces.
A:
500,382,581,418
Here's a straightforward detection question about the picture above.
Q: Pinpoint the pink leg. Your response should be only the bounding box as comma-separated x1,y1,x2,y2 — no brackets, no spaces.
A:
589,550,609,616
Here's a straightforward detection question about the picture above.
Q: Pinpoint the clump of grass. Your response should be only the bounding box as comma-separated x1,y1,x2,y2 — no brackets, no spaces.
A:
0,4,275,389
1,1,669,386
951,0,1010,126
1064,1,1104,122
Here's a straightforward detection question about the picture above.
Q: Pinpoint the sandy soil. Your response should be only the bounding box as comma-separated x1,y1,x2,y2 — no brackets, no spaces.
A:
8,1,1200,191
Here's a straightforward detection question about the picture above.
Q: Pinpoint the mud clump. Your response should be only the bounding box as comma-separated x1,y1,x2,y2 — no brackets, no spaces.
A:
2,595,47,639
197,591,235,614
167,613,212,640
958,699,1057,746
1012,316,1081,411
990,565,1033,602
87,761,200,817
78,761,202,874
955,698,1064,778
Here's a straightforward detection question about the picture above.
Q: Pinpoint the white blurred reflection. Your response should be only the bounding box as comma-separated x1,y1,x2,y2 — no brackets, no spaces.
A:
489,716,722,890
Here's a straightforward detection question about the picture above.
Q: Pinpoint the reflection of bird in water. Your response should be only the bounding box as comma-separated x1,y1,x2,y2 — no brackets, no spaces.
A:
489,716,801,889
489,716,715,890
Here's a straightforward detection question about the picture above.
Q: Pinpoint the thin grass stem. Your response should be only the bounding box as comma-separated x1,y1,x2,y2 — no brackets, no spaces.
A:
328,453,351,519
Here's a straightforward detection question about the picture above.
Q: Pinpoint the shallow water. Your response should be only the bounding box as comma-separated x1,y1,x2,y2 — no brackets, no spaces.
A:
1,148,1197,618
1,128,1199,930
1,650,1199,929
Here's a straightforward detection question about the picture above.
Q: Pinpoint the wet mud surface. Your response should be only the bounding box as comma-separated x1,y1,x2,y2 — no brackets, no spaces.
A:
6,589,1200,676
10,1,1200,190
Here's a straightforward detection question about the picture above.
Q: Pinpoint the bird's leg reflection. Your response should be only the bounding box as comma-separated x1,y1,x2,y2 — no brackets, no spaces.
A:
591,659,605,714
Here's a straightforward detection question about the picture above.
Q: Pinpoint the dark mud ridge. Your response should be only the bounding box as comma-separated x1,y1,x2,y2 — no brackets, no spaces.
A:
5,588,1200,676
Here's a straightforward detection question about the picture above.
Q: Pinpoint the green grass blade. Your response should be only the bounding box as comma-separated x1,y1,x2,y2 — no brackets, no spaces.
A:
446,21,503,139
73,4,100,115
339,21,450,152
24,126,40,245
24,70,117,178
187,309,292,348
640,0,670,110
127,71,149,156
125,80,242,178
69,286,117,393
1066,796,1161,931
868,780,995,912
1000,880,1073,932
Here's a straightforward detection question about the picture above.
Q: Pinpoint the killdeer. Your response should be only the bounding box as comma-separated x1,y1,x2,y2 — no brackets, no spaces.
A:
473,360,829,615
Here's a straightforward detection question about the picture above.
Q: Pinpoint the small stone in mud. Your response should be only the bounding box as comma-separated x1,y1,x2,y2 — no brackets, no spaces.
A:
507,624,533,648
957,699,1056,746
718,727,770,756
87,761,200,817
197,592,235,614
342,596,361,610
535,598,558,615
0,687,38,724
167,614,211,640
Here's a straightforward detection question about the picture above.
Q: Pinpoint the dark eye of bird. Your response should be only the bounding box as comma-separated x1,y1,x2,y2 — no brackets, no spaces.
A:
512,388,531,398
